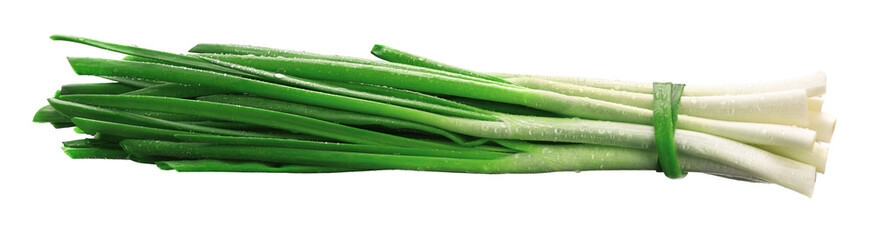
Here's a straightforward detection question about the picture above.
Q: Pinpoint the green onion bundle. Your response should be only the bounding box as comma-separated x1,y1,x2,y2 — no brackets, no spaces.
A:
34,35,835,196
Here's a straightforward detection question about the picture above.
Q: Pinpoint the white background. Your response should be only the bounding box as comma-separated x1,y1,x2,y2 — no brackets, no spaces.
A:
2,0,868,239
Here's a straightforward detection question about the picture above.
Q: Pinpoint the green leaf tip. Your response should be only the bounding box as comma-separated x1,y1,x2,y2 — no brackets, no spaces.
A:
48,34,75,41
155,161,175,171
50,34,85,42
187,43,214,53
64,57,123,77
64,57,92,76
370,44,388,55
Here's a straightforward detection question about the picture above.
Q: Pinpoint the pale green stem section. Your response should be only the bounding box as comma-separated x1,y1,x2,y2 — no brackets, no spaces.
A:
809,111,836,143
515,90,816,149
676,115,815,150
439,115,816,196
491,72,827,97
808,97,824,111
502,143,762,182
672,130,815,196
756,142,828,173
677,89,809,127
505,77,810,126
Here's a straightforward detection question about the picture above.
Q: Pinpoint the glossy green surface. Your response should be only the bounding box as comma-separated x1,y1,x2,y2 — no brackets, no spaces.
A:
122,83,229,98
122,140,506,173
156,159,368,173
653,82,686,179
196,94,477,144
174,134,508,159
54,36,499,121
63,138,122,149
60,83,138,95
201,54,525,104
199,56,497,121
71,117,204,141
65,57,458,128
51,35,257,78
50,98,282,138
62,147,128,159
33,105,71,123
370,44,512,84
189,43,519,88
59,94,469,150
100,76,163,88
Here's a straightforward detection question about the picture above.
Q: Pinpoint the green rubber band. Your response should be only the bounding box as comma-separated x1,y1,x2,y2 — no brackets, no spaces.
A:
653,82,687,179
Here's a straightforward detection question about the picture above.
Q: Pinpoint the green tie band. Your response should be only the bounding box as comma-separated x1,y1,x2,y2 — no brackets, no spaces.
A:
653,82,687,179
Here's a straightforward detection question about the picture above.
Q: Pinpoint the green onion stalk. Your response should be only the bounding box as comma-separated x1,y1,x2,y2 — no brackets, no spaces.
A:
34,35,835,196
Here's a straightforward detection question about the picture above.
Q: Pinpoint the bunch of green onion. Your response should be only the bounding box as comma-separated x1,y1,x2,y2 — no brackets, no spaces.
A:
34,35,835,196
